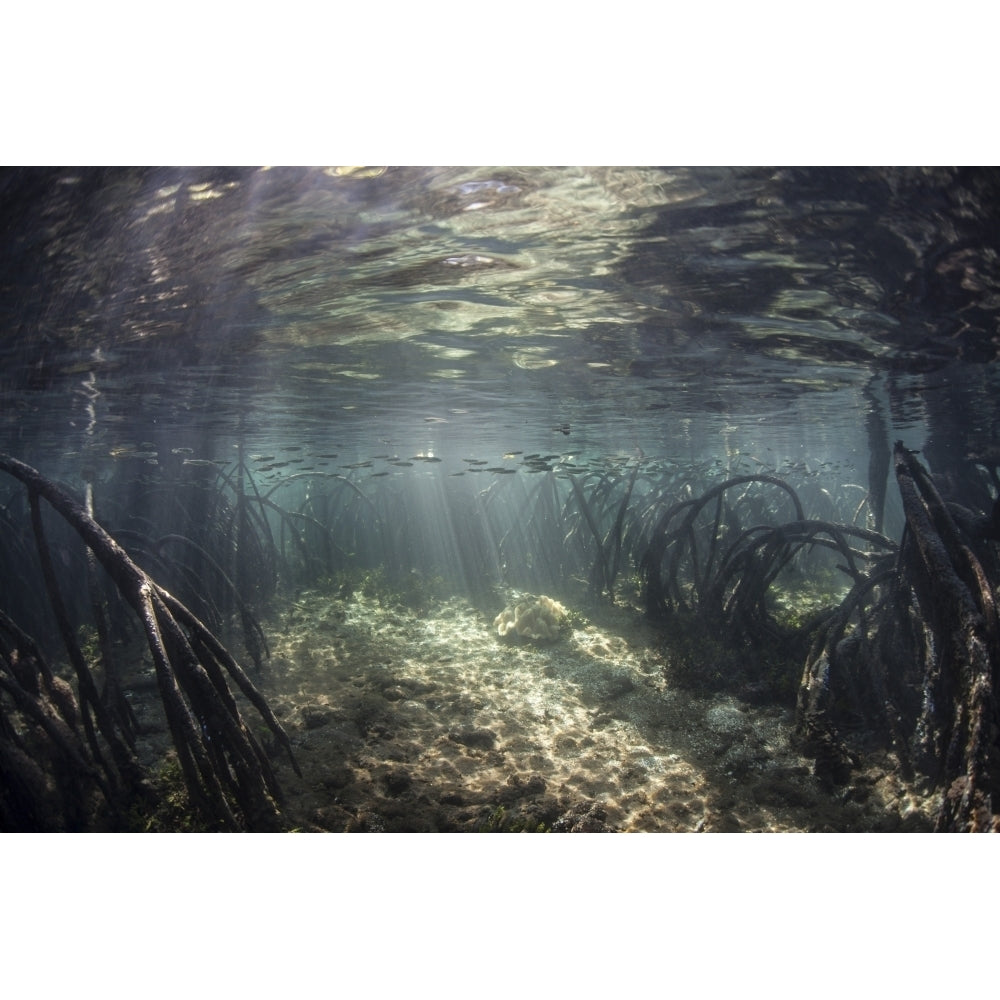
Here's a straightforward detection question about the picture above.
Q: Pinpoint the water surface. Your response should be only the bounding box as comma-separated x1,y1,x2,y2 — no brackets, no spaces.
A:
4,166,997,486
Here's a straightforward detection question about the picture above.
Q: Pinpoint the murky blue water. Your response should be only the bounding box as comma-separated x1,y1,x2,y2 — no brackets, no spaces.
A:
4,166,998,489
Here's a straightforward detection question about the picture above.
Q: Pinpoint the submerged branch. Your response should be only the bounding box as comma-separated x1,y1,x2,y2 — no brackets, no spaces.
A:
0,453,299,830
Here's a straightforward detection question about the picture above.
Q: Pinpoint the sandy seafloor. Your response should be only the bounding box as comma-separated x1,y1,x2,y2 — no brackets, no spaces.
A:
162,581,934,834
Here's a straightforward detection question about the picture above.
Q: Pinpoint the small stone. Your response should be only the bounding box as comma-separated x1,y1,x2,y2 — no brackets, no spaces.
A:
602,674,635,700
449,727,498,749
499,773,547,803
552,801,611,832
383,769,412,796
301,707,333,730
323,766,355,791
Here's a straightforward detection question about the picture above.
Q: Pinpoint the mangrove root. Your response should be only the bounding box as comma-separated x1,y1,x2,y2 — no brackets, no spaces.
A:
0,454,300,831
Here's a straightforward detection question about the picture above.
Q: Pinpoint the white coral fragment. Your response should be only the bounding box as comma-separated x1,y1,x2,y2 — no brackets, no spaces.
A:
493,595,568,642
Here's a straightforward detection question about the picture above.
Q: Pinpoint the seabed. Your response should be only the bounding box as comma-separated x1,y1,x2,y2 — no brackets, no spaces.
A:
129,579,935,833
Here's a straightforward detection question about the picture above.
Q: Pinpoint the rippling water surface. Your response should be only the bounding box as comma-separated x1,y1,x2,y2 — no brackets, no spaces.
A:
2,166,999,500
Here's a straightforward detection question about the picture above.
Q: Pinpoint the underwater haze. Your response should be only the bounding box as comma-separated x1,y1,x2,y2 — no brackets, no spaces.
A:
2,166,1000,832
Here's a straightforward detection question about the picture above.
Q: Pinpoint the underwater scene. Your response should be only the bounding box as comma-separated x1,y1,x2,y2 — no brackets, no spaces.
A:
2,166,1000,832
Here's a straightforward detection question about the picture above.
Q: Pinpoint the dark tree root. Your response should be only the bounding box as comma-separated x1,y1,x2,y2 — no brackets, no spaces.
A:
0,454,300,831
565,462,640,599
795,444,1000,831
640,474,809,618
893,443,999,830
0,608,111,830
635,453,999,830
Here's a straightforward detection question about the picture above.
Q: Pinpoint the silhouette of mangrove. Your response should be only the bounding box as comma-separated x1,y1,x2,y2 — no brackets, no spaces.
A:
0,454,300,831
796,443,1000,831
635,451,999,831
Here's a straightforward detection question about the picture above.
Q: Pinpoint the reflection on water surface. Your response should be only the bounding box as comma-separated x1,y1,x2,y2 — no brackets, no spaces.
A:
3,166,998,472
